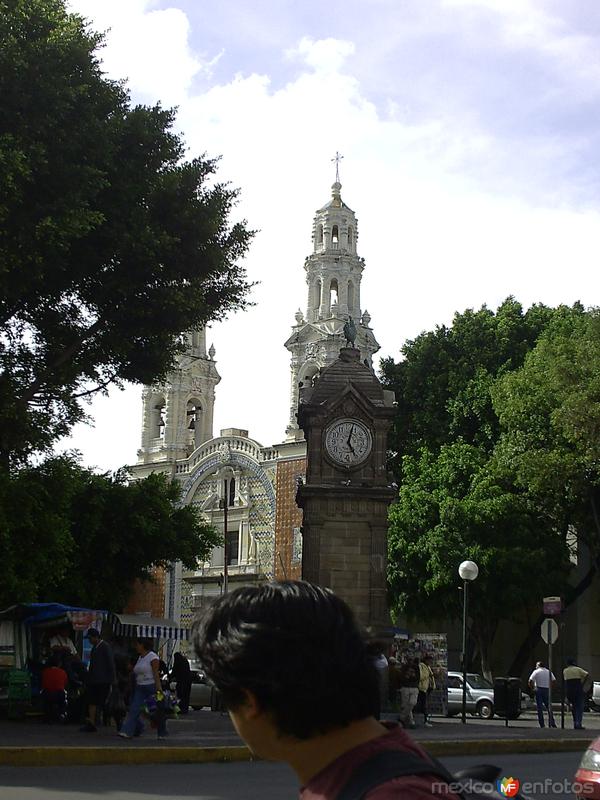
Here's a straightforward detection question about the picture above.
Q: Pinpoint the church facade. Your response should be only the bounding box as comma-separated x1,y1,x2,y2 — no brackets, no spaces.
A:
128,175,380,632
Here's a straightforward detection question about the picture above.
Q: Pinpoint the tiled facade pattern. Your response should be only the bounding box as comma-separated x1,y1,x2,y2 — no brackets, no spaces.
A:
274,456,307,581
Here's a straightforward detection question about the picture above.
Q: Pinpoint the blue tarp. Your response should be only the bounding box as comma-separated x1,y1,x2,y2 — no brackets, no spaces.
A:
0,603,107,625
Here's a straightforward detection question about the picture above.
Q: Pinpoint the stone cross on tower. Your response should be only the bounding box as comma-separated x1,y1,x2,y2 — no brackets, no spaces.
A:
331,151,344,183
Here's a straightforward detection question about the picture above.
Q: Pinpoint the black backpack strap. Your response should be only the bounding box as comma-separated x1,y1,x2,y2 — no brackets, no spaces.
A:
335,749,461,800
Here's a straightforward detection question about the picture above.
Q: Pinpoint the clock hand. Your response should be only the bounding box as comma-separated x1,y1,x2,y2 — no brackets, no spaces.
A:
346,426,354,447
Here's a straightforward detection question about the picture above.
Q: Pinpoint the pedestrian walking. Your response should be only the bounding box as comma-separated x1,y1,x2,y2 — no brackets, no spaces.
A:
528,661,556,728
80,628,116,732
416,655,436,727
170,652,193,714
563,658,589,730
118,638,167,739
397,657,420,729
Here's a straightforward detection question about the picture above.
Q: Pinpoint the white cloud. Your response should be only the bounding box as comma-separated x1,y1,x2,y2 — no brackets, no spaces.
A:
60,2,600,472
286,37,356,73
69,0,206,106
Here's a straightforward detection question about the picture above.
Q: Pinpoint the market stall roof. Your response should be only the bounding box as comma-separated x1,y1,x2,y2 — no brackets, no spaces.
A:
0,603,107,627
108,613,190,641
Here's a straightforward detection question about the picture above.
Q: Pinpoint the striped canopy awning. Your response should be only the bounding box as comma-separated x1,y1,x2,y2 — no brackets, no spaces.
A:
108,613,190,641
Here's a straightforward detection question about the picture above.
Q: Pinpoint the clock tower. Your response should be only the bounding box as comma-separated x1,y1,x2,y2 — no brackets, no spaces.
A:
296,346,396,634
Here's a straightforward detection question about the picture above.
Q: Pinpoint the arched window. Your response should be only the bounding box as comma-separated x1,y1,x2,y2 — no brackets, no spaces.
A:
347,226,354,247
301,363,320,388
332,225,339,247
187,399,202,446
348,280,355,312
330,278,339,308
154,399,166,438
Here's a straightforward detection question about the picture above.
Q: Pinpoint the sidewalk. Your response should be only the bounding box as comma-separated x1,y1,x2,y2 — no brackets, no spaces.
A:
0,709,597,766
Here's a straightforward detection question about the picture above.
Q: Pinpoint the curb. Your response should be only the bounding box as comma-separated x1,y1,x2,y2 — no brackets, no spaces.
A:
0,738,590,767
0,745,253,768
423,738,590,757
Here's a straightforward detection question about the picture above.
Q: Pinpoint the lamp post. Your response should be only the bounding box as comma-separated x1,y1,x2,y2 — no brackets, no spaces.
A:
218,468,234,595
458,559,479,724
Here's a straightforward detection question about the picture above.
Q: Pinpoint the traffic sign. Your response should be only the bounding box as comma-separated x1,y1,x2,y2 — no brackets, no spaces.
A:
541,618,559,644
543,596,562,616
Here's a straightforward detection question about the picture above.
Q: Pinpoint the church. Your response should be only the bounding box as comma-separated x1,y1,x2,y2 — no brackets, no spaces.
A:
128,172,382,631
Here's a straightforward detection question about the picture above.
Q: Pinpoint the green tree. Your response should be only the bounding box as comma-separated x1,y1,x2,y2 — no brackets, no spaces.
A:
492,308,600,674
388,443,570,677
382,300,587,674
381,298,562,480
0,457,220,610
0,0,253,463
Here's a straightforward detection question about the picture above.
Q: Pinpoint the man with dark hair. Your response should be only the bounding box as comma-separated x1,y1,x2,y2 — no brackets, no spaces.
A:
80,628,115,733
194,581,459,799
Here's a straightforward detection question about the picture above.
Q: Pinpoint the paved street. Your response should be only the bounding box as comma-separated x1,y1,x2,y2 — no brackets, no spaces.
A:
0,751,585,799
1,708,598,749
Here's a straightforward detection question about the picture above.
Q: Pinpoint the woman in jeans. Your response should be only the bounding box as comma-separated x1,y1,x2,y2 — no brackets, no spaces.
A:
118,638,167,739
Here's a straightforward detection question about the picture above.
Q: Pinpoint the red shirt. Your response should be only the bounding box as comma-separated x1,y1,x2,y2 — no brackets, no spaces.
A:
42,666,68,692
300,723,459,800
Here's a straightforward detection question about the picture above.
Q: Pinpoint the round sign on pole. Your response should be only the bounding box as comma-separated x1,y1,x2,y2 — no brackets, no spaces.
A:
543,596,562,616
541,618,559,644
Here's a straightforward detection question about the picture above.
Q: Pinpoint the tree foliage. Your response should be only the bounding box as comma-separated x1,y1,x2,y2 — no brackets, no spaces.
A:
493,309,600,567
0,457,220,611
0,0,253,463
388,443,570,674
382,299,591,673
381,297,562,479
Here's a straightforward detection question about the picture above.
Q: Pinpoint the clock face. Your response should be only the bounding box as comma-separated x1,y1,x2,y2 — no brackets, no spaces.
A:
324,418,373,467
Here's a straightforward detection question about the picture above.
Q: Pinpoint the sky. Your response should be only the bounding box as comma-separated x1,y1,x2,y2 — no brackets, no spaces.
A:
63,0,600,472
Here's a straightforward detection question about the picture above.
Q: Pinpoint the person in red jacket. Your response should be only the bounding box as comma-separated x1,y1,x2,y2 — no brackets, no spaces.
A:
41,657,68,722
194,581,460,800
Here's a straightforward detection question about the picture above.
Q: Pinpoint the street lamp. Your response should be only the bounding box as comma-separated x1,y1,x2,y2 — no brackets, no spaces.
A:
458,559,479,724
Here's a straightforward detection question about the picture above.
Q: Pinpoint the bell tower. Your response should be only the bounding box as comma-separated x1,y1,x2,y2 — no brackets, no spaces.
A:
136,328,220,468
284,159,380,440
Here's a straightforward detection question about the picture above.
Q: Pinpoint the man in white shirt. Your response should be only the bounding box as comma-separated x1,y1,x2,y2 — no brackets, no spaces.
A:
528,661,556,728
49,626,77,655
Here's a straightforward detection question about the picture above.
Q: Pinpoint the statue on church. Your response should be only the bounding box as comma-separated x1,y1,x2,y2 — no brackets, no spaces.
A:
343,316,357,348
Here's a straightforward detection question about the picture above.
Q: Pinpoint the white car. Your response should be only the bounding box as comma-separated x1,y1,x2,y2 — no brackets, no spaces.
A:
591,681,600,712
447,672,529,719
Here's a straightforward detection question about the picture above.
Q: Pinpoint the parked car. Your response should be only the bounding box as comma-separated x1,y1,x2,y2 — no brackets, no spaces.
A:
575,736,600,798
591,682,600,712
447,672,529,719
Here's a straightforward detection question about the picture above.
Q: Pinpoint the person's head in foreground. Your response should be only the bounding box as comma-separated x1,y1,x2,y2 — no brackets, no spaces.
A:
193,580,448,798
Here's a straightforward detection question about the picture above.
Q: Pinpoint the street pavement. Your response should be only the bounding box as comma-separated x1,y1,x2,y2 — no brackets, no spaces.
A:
0,708,598,749
0,751,585,799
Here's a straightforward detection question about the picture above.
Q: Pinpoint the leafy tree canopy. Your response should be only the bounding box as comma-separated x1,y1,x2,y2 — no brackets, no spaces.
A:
388,442,570,675
383,300,591,674
0,0,253,463
380,298,579,480
493,308,600,563
0,457,220,611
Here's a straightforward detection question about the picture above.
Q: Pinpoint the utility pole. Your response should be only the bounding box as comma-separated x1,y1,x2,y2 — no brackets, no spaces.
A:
223,477,229,595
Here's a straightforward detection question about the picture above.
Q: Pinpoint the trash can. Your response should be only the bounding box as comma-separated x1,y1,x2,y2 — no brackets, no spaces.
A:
493,676,521,719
